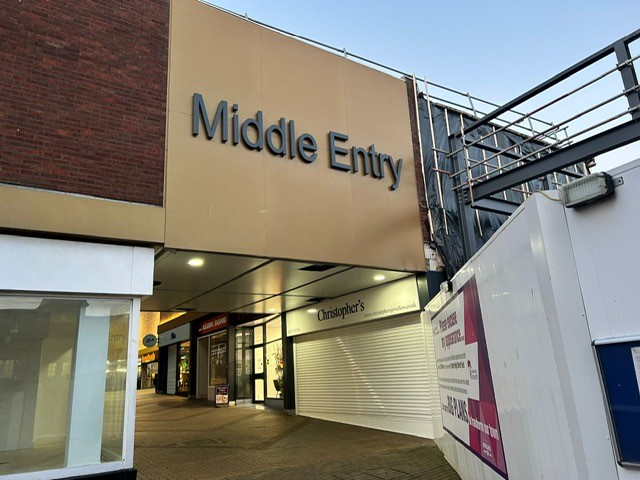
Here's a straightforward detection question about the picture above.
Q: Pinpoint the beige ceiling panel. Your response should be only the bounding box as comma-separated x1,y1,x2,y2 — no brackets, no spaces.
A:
185,291,273,312
141,290,203,312
287,268,411,299
233,294,317,315
215,260,349,295
153,251,269,292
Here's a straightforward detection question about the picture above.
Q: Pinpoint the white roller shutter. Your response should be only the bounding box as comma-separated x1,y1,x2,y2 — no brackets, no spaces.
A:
295,313,433,438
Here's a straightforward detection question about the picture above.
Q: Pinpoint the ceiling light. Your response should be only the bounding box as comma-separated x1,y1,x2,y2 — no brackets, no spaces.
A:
267,308,277,313
187,257,204,267
373,274,386,281
307,308,318,313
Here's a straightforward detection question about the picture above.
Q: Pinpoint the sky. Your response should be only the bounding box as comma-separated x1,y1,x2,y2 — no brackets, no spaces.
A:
204,1,640,170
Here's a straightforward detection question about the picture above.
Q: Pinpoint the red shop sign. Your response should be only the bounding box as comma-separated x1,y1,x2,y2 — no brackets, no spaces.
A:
197,314,228,336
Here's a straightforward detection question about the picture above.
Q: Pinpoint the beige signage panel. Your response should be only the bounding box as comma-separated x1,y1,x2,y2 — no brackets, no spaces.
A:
165,1,425,271
0,184,164,243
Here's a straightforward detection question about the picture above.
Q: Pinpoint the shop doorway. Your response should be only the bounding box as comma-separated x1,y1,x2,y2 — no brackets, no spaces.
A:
176,341,190,396
196,337,208,398
235,328,253,402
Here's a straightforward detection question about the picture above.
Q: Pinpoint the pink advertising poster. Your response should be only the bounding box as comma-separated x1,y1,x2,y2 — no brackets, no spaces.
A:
432,276,508,478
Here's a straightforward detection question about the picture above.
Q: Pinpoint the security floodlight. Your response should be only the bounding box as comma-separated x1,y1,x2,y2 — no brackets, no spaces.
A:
558,172,615,208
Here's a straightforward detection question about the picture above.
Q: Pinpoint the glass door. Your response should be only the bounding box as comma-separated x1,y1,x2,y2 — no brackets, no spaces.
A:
235,328,253,400
253,346,264,402
253,325,264,402
177,341,190,396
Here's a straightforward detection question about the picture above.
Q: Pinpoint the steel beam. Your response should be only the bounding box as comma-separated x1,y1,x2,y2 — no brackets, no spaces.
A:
471,197,521,215
473,142,583,178
471,118,640,201
614,40,640,120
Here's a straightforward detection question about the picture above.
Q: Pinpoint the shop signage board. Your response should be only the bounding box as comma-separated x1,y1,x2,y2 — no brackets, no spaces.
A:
142,334,157,348
431,276,508,479
286,276,420,337
193,94,404,191
198,314,228,336
141,352,157,364
214,384,229,407
158,323,190,347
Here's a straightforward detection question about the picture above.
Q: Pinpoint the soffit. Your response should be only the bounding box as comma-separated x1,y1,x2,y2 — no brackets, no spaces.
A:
142,249,416,317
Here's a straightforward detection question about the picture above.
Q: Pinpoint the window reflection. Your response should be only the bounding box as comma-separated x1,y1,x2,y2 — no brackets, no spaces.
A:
0,297,130,475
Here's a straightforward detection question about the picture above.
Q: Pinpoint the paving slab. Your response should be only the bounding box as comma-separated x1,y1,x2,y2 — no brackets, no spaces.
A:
134,390,461,480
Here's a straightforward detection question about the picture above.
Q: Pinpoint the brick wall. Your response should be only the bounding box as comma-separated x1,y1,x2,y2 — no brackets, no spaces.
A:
405,77,431,243
0,0,169,205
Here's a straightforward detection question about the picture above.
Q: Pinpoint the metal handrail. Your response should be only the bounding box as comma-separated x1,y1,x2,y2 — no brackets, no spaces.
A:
449,86,637,180
446,56,634,160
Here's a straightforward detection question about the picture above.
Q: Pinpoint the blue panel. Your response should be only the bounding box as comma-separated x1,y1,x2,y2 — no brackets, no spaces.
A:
595,340,640,465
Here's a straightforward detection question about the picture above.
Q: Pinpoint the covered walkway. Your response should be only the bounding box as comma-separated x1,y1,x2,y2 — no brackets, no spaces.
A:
134,390,461,480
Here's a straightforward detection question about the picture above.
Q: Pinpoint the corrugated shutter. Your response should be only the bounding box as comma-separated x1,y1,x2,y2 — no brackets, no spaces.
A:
295,313,433,438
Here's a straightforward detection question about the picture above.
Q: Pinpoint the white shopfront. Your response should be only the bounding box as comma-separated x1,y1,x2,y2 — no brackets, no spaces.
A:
0,234,153,479
288,277,435,438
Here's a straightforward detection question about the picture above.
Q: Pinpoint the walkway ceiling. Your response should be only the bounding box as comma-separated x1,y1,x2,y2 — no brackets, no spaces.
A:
142,250,414,317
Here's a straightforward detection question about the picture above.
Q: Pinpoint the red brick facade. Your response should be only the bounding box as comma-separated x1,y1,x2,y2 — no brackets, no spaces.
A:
0,1,169,205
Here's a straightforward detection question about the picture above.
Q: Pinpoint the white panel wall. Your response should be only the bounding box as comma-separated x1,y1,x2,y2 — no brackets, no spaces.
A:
295,313,433,438
0,234,153,296
426,193,618,480
566,159,640,480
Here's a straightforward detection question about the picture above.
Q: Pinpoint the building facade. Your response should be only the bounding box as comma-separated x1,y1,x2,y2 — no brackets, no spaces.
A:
0,2,443,479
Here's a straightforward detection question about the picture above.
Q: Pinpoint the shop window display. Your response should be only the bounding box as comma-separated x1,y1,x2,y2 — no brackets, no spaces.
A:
209,332,227,386
0,296,131,476
265,318,283,399
266,340,283,399
177,342,190,395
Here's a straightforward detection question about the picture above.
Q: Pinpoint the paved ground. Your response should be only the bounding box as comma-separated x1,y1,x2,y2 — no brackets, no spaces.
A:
134,390,461,480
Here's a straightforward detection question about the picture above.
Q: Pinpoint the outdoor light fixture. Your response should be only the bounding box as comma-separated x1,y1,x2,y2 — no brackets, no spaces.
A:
373,274,386,281
558,172,615,208
187,257,204,267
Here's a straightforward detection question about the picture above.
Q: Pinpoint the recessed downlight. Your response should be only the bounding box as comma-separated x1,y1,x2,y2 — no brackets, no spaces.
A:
373,274,386,281
307,308,318,314
187,258,204,267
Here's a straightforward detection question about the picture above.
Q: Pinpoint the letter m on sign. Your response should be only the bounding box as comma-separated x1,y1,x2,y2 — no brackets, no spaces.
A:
192,93,228,142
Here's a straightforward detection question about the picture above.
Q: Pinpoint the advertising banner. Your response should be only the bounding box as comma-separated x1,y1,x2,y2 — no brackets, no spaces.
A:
432,276,508,478
214,384,229,407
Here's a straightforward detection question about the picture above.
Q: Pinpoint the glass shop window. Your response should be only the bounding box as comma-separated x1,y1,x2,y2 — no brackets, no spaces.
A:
209,331,228,386
265,317,283,399
0,296,131,475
